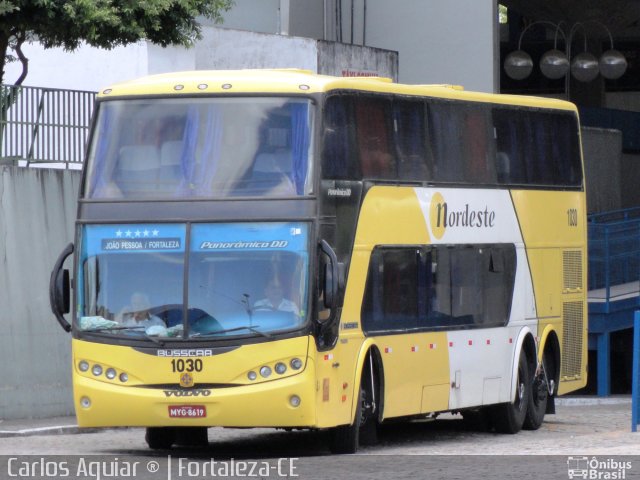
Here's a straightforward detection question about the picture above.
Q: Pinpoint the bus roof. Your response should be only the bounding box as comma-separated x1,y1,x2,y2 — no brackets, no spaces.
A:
98,69,578,112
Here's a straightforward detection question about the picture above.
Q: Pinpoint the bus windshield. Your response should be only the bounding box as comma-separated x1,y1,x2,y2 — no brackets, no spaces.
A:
85,97,314,199
77,222,309,340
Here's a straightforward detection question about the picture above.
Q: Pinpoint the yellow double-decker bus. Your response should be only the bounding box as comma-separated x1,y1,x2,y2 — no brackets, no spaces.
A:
50,69,587,453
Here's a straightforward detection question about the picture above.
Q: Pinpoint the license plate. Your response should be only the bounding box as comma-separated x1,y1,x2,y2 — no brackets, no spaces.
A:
168,405,207,418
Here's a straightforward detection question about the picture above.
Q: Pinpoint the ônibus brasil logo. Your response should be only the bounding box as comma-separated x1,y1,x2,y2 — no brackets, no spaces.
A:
429,192,496,240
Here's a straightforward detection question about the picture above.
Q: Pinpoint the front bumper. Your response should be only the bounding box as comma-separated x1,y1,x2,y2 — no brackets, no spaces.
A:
73,362,317,428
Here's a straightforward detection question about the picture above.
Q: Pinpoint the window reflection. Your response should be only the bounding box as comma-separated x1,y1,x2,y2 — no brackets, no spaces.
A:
77,223,309,341
86,98,313,199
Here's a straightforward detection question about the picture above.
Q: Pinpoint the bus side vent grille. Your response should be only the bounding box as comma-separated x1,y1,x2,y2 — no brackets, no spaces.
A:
563,250,583,292
561,301,583,378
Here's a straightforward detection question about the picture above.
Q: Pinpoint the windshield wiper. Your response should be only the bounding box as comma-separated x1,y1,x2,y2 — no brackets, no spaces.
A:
81,325,166,345
82,325,144,333
192,325,272,339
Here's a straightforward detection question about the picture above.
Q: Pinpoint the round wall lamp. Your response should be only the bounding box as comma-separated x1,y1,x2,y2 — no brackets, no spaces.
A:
504,20,627,84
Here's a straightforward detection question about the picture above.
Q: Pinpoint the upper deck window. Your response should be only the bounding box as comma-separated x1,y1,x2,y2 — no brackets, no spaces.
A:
322,92,582,189
85,97,314,199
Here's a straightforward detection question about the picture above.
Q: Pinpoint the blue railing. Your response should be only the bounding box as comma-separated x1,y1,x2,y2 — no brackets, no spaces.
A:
588,207,640,312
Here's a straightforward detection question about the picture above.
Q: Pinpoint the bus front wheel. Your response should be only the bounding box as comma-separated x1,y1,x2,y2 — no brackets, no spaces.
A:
145,427,176,450
329,386,364,454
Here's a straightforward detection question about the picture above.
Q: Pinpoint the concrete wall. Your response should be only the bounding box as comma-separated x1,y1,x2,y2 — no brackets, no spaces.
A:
0,167,80,419
348,0,498,91
218,0,280,34
4,41,149,91
223,0,497,90
195,28,318,72
317,40,398,79
194,29,397,79
621,153,640,209
581,127,622,214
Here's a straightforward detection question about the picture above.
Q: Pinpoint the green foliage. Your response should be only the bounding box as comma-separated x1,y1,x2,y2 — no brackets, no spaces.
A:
0,0,233,84
499,4,508,24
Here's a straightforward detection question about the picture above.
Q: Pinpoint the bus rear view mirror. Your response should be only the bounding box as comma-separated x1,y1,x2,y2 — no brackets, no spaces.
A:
54,269,71,314
319,240,345,324
323,263,336,309
50,243,74,332
319,239,339,318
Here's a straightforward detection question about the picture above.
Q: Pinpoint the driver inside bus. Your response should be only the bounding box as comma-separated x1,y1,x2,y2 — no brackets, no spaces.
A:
253,278,299,316
117,292,165,329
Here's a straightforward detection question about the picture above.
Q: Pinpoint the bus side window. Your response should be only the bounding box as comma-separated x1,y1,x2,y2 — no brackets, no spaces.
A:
430,247,452,319
493,108,527,185
322,95,358,180
450,247,484,325
393,99,429,181
354,96,395,180
362,248,419,332
481,246,516,327
428,102,465,183
464,108,497,184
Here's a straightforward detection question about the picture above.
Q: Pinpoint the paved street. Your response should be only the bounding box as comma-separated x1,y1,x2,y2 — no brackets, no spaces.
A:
0,398,638,479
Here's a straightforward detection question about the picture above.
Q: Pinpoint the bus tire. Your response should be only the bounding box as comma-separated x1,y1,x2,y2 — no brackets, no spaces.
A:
145,427,176,450
175,426,209,447
523,351,551,430
492,349,531,434
329,385,363,454
462,408,493,432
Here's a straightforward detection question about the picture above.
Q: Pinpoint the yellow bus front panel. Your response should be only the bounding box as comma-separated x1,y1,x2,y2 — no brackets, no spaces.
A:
72,336,317,428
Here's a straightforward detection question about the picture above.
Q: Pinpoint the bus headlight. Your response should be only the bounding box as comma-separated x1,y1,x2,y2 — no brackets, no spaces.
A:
78,360,89,372
247,371,257,381
119,373,128,383
105,368,117,380
259,366,272,378
92,365,103,376
275,362,287,375
289,395,301,407
80,396,91,408
290,358,303,370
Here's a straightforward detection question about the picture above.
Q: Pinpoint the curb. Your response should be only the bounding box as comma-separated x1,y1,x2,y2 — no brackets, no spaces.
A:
555,396,631,406
0,425,98,438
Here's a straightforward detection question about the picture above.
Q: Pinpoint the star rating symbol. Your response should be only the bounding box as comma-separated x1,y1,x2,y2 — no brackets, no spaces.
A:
114,227,160,238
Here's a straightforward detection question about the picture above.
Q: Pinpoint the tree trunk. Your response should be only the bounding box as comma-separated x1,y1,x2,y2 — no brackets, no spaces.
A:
0,32,9,86
13,33,28,86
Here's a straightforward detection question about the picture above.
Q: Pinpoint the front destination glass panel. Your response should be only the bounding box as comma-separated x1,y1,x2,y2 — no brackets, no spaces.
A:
77,222,309,341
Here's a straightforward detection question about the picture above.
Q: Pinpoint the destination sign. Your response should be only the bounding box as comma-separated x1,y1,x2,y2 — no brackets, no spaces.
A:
101,238,182,251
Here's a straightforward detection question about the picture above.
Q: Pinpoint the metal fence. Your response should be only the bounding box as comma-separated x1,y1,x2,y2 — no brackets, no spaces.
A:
588,207,640,302
0,84,96,167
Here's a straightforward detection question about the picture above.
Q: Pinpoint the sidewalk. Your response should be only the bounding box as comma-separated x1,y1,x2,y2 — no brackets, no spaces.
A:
0,416,84,438
0,396,632,438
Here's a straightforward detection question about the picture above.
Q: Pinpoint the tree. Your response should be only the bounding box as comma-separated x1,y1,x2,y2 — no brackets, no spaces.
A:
0,0,233,86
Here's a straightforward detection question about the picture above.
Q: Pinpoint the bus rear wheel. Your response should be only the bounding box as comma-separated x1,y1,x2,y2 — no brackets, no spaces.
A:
524,351,552,430
492,349,531,434
145,427,176,450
